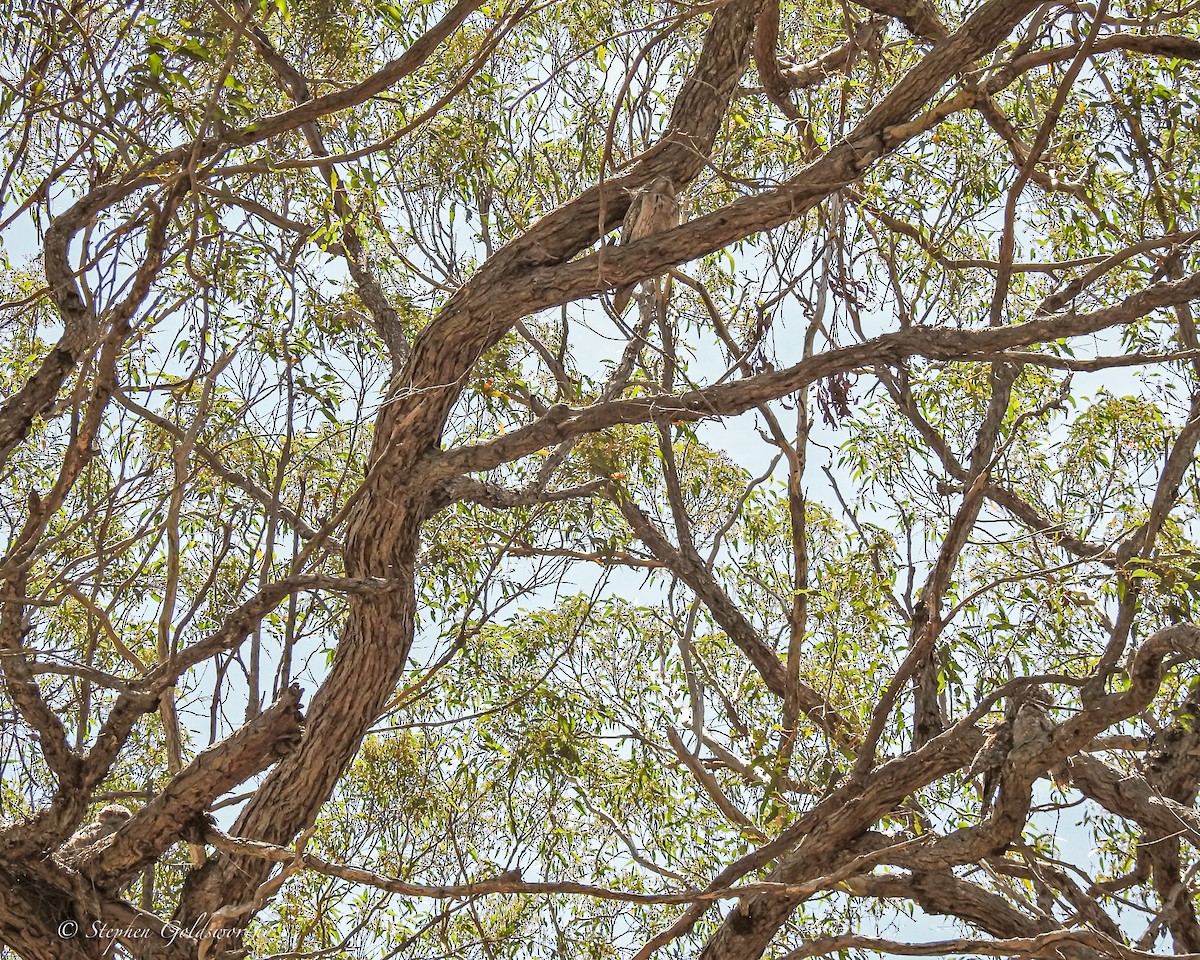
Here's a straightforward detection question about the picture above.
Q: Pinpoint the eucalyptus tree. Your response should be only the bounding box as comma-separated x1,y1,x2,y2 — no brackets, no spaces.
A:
2,0,1200,957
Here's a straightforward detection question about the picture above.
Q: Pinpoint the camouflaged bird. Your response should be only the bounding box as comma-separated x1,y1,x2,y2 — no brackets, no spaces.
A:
966,719,1011,813
612,175,679,315
967,688,1056,812
1011,688,1055,752
58,804,132,861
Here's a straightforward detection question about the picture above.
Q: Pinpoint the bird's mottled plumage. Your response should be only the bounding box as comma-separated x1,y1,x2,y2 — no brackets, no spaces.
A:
967,687,1058,813
966,721,1011,812
1011,689,1054,751
612,175,679,315
58,804,132,860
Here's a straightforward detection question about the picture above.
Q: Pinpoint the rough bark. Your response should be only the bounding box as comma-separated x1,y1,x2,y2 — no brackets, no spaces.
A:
172,0,765,940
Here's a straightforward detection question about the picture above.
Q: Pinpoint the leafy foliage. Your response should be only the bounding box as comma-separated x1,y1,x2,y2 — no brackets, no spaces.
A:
2,0,1200,958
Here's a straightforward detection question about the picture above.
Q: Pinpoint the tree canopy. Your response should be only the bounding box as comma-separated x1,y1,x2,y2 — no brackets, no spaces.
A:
2,0,1200,957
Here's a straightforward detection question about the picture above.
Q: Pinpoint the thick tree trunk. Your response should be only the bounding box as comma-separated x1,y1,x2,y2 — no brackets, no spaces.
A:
168,2,766,941
0,860,194,960
175,436,425,934
0,868,100,960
